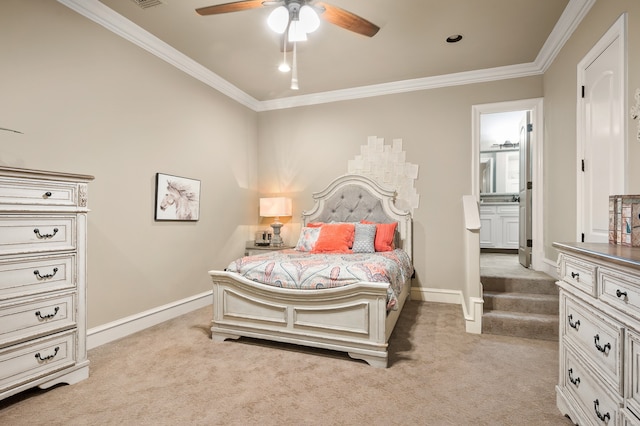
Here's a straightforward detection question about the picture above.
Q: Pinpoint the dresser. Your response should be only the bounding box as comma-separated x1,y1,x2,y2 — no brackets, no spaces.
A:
0,167,94,400
555,242,640,425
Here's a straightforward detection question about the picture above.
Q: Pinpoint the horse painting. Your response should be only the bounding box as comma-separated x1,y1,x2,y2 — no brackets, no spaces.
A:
159,179,199,220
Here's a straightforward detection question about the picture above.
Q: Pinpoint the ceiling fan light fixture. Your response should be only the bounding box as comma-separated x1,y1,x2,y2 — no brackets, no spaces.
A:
267,6,289,34
299,5,319,33
288,20,307,42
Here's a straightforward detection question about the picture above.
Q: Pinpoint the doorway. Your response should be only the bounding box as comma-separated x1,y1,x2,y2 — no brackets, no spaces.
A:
472,98,544,270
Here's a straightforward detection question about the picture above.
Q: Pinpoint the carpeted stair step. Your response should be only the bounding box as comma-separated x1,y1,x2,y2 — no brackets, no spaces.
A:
483,291,559,315
482,275,557,295
481,271,559,341
482,310,558,341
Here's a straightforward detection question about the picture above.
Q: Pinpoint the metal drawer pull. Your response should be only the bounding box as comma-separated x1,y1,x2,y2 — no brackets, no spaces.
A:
35,346,59,362
568,314,580,329
616,289,628,299
571,272,580,280
568,368,580,386
34,228,58,239
593,399,610,422
35,306,59,320
43,191,52,198
34,267,58,280
593,334,611,354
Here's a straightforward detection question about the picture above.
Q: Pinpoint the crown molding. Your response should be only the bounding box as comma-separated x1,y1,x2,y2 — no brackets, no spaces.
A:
58,0,262,111
58,0,593,112
534,0,596,72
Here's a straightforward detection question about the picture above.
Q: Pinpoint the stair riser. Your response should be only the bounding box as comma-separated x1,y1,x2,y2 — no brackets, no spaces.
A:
484,294,559,315
482,276,558,295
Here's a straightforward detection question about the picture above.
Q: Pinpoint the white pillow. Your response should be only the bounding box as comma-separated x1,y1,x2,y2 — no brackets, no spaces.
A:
294,227,321,252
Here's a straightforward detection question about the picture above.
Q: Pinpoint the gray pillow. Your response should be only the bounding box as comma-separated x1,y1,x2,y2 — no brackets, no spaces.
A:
352,223,376,253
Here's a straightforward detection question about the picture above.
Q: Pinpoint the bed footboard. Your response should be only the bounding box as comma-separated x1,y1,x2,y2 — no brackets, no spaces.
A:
209,270,409,368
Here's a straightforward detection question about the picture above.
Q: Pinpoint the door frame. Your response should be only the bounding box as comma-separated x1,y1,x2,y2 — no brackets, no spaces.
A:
472,98,544,270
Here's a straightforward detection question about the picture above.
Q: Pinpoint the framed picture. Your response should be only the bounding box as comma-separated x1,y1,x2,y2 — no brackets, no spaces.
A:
154,173,200,221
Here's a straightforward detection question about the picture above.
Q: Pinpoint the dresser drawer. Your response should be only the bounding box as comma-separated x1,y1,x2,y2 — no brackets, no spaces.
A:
0,331,76,392
600,266,640,321
562,294,623,392
626,330,640,422
0,294,75,348
559,253,597,296
563,345,621,426
0,216,75,255
0,254,75,300
0,178,78,207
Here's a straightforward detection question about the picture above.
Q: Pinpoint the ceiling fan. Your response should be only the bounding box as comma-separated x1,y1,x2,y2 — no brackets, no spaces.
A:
195,0,380,38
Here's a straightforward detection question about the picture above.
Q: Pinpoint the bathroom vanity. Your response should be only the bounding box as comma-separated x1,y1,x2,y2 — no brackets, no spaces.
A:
479,199,519,249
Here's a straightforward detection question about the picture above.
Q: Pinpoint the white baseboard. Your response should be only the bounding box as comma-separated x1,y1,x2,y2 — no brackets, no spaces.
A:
411,287,482,333
89,258,558,350
87,291,212,350
410,287,461,304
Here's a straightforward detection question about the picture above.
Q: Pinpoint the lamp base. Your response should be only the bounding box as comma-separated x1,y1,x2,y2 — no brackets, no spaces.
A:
270,221,284,247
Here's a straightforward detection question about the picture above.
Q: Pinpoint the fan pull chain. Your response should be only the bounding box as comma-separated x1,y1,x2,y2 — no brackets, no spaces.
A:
279,29,291,73
291,41,299,90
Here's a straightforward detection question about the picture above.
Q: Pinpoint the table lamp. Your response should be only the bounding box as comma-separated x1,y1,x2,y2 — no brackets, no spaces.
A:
259,197,292,247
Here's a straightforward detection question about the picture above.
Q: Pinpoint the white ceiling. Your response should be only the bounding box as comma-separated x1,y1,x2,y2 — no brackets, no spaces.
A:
61,0,593,110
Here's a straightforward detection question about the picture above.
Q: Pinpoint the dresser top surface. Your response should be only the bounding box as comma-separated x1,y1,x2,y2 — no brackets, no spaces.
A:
554,242,640,270
0,166,94,182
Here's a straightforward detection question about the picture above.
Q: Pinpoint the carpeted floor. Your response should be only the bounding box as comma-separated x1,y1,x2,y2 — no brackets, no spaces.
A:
0,301,572,425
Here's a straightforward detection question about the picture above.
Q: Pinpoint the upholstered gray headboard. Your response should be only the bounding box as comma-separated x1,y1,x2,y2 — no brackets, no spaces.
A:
302,174,413,260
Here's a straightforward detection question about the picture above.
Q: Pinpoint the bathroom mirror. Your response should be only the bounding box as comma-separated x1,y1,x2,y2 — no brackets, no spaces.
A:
480,150,519,194
479,111,525,195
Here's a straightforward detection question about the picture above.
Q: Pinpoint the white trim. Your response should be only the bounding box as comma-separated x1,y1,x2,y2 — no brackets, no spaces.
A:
539,257,560,281
58,0,593,112
57,0,261,111
411,287,461,304
87,291,212,350
472,98,545,271
409,287,482,334
535,0,596,72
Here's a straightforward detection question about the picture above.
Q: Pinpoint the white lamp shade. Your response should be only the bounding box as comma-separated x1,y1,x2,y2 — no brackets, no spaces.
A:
267,6,289,34
260,197,292,217
288,20,308,42
299,5,320,33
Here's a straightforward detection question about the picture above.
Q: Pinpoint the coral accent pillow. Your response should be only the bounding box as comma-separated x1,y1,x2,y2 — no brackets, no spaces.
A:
361,220,397,252
311,223,355,253
306,222,324,228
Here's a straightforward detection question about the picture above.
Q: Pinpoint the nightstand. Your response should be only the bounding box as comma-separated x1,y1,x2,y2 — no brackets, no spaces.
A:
245,241,294,256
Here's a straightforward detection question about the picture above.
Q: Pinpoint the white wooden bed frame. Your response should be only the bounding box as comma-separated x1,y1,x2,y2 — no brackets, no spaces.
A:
208,174,413,368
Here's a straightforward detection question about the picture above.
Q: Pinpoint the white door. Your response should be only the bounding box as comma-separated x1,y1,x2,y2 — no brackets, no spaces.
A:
578,16,625,243
518,112,532,267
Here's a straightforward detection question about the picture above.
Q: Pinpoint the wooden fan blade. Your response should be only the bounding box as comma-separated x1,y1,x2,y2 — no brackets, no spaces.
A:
315,2,379,37
196,0,266,16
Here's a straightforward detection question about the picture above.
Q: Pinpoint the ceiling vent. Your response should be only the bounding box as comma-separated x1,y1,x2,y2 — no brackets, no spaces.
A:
130,0,163,9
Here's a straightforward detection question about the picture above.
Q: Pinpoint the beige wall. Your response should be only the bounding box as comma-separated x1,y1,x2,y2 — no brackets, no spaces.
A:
1,0,259,327
544,0,640,260
5,0,640,331
258,78,543,292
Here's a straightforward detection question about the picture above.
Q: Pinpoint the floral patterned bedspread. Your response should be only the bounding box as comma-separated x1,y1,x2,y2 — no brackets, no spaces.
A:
226,249,413,310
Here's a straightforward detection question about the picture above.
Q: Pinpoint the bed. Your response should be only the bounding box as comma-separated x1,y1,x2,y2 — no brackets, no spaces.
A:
208,174,413,368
